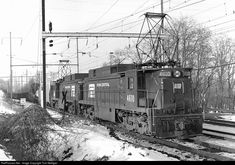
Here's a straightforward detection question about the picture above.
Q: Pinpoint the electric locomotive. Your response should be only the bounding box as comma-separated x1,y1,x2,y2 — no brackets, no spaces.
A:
49,63,202,138
49,73,88,113
78,63,202,138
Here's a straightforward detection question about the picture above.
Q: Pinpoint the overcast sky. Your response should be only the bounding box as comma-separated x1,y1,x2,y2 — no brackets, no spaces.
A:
0,0,235,79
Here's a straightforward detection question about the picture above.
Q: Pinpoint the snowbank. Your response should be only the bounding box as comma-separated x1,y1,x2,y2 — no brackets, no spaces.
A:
0,104,57,161
0,145,14,161
220,115,235,122
46,119,177,161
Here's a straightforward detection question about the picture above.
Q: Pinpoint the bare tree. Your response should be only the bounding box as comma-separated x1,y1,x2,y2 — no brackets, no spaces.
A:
211,36,235,110
102,42,138,66
163,16,213,107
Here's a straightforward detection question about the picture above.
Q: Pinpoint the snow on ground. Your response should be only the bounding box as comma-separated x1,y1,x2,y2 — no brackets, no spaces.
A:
203,123,235,134
47,109,63,120
0,103,15,115
193,136,235,159
0,91,15,115
45,114,178,161
193,136,235,151
0,91,15,161
0,145,14,161
43,109,235,161
220,115,235,122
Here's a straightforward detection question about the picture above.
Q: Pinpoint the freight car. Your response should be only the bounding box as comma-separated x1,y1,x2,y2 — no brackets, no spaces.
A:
49,63,202,138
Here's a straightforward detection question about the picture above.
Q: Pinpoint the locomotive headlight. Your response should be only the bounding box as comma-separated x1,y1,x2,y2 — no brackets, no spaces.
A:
173,70,181,77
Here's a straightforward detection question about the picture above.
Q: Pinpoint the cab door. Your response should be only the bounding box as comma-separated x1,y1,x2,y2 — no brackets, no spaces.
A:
172,79,185,113
163,79,174,109
163,78,185,114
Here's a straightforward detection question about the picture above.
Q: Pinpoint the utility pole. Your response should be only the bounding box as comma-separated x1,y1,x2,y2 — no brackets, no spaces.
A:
9,32,12,109
2,33,22,104
161,0,164,62
76,38,79,73
26,69,28,86
21,75,23,93
67,38,86,73
42,0,46,109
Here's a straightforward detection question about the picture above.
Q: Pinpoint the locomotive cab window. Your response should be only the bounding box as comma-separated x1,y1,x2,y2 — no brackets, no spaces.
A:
93,70,96,77
173,82,184,93
128,77,134,89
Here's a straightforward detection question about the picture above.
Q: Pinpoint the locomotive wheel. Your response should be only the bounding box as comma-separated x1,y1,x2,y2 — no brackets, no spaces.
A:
89,111,95,120
54,101,58,109
86,107,95,120
84,110,89,118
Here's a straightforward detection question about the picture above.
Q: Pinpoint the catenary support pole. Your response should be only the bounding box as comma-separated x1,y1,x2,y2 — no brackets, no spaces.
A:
76,38,79,73
42,0,46,109
10,32,12,109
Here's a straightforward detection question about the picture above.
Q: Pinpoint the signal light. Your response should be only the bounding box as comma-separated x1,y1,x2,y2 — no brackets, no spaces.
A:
49,21,52,33
49,40,53,47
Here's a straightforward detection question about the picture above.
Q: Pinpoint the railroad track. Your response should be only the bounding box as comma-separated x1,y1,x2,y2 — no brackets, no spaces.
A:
46,106,235,161
103,121,235,161
203,129,235,142
203,119,235,141
203,128,235,137
204,119,235,127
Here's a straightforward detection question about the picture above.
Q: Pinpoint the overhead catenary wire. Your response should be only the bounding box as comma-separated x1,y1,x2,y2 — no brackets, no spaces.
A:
86,0,120,31
93,0,207,35
83,0,169,32
46,0,204,54
131,0,152,14
190,2,224,17
207,19,235,29
46,0,235,73
214,28,235,35
23,14,40,42
193,61,235,71
55,0,202,70
80,0,197,54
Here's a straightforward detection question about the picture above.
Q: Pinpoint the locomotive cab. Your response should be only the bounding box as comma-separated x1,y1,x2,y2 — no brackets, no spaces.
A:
136,67,202,138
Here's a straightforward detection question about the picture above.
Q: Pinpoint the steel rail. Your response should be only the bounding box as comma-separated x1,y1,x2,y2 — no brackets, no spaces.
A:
204,119,235,127
203,128,235,137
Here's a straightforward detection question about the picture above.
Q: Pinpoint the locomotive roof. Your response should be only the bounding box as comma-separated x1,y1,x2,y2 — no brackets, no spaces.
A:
89,63,136,78
137,67,193,72
52,73,89,83
88,63,193,78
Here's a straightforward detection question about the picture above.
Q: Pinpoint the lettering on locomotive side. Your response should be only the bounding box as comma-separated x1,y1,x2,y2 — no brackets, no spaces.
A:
88,84,95,98
127,94,135,103
97,83,110,87
71,85,75,97
65,85,70,89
